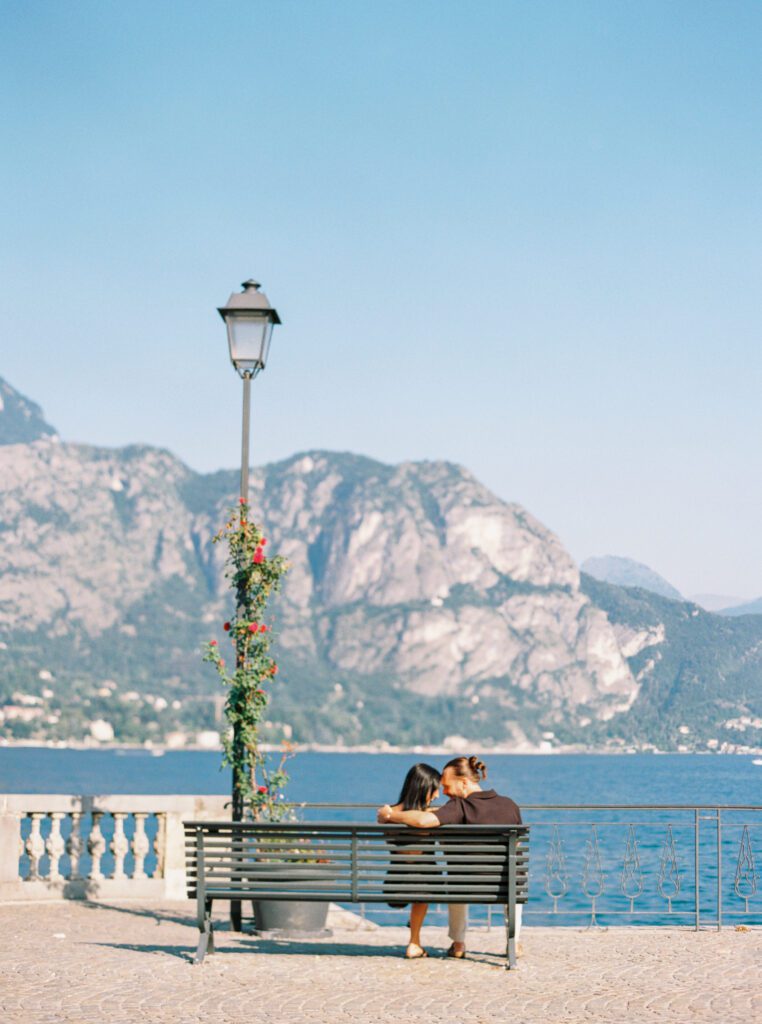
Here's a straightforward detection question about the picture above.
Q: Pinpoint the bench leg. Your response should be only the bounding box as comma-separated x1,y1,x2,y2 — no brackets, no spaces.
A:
194,910,215,965
230,899,243,933
505,904,517,971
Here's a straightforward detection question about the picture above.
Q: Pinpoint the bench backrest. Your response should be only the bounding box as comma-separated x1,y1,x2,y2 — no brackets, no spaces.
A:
184,821,529,905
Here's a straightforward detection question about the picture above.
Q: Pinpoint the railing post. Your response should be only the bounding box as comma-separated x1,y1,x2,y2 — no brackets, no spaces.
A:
0,807,23,894
163,811,188,899
694,808,700,931
132,813,150,879
66,812,83,880
46,813,66,881
88,811,106,881
110,812,129,880
716,808,722,932
25,813,45,880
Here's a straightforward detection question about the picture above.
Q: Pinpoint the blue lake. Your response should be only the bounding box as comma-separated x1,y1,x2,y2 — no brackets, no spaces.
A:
1,747,760,804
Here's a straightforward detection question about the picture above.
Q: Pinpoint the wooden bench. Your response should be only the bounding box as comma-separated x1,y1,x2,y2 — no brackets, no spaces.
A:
184,820,529,967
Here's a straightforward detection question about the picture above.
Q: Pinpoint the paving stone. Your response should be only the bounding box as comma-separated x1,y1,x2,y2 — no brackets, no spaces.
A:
0,901,758,1023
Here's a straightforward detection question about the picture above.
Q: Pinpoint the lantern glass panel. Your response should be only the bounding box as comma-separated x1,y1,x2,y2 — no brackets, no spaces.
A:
226,314,272,372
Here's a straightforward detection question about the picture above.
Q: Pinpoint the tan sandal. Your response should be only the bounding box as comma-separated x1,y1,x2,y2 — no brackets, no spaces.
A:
446,943,466,959
404,945,429,959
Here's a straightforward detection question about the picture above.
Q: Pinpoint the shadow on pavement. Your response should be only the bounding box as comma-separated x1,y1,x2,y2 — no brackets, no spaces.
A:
79,901,198,928
87,939,410,962
88,942,195,962
79,911,513,969
239,938,509,966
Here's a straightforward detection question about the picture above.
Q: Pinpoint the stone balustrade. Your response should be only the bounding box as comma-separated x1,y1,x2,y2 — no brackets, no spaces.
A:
0,794,229,901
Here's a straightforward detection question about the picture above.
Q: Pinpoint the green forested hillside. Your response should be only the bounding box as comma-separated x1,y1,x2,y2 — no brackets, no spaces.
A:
580,575,762,749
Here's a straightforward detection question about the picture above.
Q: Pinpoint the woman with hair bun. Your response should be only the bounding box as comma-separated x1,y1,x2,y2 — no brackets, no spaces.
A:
378,754,522,959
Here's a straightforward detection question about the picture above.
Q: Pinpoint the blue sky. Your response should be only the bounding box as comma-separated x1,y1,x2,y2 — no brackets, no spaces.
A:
2,1,761,598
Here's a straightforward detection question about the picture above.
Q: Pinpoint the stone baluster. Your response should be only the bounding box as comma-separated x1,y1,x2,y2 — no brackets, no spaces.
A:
110,813,129,880
153,814,167,878
131,813,150,879
25,813,46,881
45,812,66,881
66,812,83,879
87,812,106,880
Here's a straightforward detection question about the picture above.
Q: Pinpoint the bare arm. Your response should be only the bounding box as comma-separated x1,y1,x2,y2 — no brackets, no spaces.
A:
377,804,441,828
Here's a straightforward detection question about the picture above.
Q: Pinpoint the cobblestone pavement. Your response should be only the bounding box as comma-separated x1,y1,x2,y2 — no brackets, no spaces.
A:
0,901,759,1024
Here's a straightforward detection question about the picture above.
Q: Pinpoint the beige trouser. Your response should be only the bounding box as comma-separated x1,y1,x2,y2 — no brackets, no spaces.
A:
448,903,522,943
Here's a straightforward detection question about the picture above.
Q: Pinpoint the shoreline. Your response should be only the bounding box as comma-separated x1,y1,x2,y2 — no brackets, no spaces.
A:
1,739,761,756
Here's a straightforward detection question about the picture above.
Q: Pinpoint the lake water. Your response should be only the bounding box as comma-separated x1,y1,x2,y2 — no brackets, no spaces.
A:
1,747,760,803
3,748,760,927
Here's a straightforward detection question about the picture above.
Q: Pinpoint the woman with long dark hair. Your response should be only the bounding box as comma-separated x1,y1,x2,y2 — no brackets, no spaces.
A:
383,762,441,959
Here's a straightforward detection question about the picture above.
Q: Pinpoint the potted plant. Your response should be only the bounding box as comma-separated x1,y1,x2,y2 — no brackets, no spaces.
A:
250,806,335,935
203,499,331,935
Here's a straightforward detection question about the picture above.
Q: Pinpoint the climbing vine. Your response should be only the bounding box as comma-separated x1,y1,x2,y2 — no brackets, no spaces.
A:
202,498,291,819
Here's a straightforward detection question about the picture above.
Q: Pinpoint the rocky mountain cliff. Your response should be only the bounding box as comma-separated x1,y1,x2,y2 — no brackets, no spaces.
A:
1,378,760,751
0,378,57,445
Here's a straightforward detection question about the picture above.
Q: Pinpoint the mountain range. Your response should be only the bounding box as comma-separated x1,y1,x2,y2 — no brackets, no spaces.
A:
582,554,762,617
1,376,760,752
581,555,683,601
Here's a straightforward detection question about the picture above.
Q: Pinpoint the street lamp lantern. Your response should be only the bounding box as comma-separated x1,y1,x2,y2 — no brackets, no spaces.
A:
217,278,281,507
218,279,281,378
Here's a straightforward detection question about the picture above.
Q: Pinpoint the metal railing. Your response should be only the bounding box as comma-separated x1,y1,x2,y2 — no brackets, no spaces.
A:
292,803,761,930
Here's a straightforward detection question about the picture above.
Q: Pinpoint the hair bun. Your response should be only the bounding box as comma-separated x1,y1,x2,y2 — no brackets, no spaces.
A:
468,755,487,779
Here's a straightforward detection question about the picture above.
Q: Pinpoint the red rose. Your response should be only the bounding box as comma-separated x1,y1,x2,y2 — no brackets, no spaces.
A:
256,689,265,695
253,550,264,564
259,624,268,633
248,623,258,633
223,622,231,632
219,658,225,667
239,497,246,505
260,538,267,546
270,664,278,675
209,640,218,647
257,785,267,794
